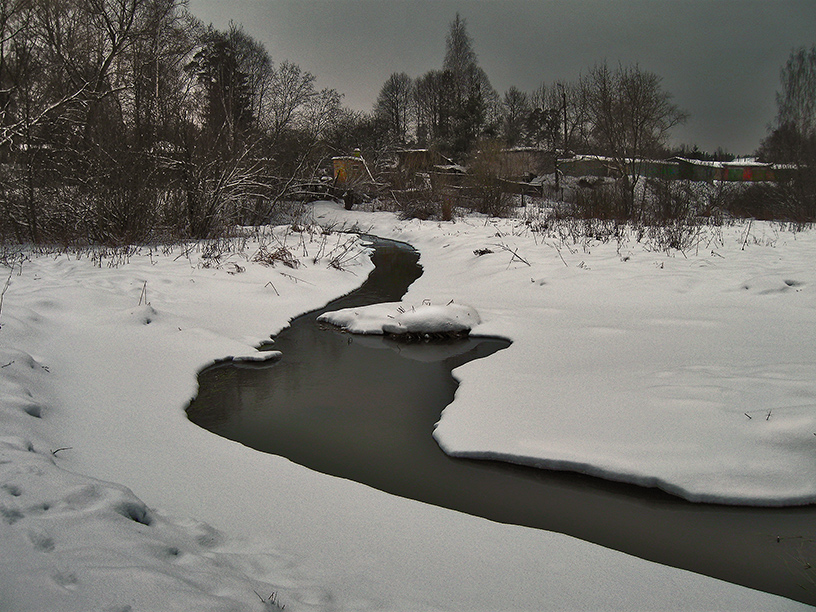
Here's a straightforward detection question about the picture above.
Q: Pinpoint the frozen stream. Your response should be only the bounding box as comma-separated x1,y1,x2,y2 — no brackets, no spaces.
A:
186,236,816,607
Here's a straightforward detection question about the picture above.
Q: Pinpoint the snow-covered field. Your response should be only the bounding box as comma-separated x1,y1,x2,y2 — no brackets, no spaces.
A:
0,204,813,610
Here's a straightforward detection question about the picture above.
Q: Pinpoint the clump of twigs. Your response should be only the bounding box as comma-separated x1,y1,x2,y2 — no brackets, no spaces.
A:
326,240,360,271
253,245,300,269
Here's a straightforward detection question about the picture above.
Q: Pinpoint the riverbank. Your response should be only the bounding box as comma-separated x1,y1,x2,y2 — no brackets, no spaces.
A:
313,203,816,506
0,215,811,610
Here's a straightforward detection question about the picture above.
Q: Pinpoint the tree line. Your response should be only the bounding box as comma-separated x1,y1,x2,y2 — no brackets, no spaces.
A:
373,14,816,223
374,13,688,218
374,16,688,164
0,4,813,247
0,0,384,244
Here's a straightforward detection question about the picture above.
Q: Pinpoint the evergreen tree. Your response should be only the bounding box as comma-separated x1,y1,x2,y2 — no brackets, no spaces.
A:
187,27,254,155
440,13,496,156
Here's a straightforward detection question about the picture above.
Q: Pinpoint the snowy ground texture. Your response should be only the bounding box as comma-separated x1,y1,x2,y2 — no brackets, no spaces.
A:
0,210,812,610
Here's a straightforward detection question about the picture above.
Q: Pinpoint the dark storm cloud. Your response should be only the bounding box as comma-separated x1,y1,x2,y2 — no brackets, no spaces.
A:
188,0,816,154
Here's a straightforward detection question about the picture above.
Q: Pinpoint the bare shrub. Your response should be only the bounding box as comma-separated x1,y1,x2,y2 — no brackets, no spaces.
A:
392,187,445,220
642,219,702,253
721,181,816,222
571,180,630,220
467,140,513,217
253,245,300,268
643,179,693,223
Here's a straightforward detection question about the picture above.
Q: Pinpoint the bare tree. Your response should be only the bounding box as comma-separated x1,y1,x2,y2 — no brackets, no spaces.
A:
414,69,452,147
584,62,687,217
264,60,319,144
500,86,530,147
129,0,194,148
775,46,816,139
531,80,591,153
0,0,32,146
374,72,413,145
759,46,816,220
34,0,144,147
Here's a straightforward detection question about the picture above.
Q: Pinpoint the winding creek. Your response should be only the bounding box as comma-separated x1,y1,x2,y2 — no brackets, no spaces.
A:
187,236,816,607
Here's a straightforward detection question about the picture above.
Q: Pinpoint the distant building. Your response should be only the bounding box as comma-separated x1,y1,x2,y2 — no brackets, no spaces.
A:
669,158,777,182
556,156,782,183
559,155,616,178
332,153,376,187
638,159,681,180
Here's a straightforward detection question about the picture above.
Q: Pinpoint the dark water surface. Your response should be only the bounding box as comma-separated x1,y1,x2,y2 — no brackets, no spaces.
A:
187,236,816,606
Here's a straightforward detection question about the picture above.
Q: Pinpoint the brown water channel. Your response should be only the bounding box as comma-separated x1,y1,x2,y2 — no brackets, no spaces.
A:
187,236,816,607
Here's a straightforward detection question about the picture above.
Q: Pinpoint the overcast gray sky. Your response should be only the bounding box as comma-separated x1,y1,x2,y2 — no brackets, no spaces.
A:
187,0,816,155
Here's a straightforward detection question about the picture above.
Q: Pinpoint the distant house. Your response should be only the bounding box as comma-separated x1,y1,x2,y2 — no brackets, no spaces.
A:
332,150,376,187
719,159,777,182
429,162,467,191
557,156,682,181
667,158,717,181
557,156,781,183
388,149,788,196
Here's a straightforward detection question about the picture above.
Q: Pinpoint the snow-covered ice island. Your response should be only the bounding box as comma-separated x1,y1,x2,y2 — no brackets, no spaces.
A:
1,203,815,610
318,300,481,339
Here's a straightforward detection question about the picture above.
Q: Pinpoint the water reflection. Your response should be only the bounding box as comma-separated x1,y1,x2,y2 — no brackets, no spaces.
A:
191,331,509,494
